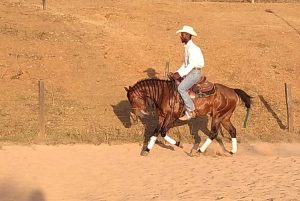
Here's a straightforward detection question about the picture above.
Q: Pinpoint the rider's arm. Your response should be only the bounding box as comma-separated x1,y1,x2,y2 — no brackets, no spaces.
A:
176,63,185,76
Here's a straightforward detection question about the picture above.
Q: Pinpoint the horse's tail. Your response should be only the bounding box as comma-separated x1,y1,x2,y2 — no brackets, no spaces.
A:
234,89,252,109
234,89,252,128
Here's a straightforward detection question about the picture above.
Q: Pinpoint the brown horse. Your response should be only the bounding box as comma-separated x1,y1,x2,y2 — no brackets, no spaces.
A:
125,78,251,156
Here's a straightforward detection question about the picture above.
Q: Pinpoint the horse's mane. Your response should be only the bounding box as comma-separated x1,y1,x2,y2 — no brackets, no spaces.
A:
135,78,170,85
129,78,173,92
127,78,177,105
127,78,178,108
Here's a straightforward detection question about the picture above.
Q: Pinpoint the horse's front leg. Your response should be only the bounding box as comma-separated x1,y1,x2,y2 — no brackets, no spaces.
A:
141,127,160,156
141,115,165,156
141,114,181,156
160,114,183,148
161,127,183,148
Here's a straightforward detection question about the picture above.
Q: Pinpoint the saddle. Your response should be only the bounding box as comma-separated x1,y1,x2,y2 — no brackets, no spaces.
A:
188,76,215,98
189,76,215,95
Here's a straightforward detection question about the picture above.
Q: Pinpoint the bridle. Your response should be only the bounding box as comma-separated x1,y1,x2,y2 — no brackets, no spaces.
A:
129,89,148,115
168,79,183,120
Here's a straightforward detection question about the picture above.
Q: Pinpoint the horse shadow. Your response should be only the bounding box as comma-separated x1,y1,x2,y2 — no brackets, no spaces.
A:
111,100,158,152
111,100,132,128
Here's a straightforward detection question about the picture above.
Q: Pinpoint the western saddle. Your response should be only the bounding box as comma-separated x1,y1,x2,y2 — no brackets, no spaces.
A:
189,76,215,98
173,75,215,98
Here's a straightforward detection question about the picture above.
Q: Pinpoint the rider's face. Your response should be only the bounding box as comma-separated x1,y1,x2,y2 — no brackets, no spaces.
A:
180,32,191,44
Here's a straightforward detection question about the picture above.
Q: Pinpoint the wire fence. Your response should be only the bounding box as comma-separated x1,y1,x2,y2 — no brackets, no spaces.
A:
0,80,209,144
1,78,297,145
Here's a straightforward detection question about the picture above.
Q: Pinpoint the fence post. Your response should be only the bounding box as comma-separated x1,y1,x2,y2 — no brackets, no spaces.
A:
39,80,45,137
165,61,170,79
43,0,46,10
284,83,293,132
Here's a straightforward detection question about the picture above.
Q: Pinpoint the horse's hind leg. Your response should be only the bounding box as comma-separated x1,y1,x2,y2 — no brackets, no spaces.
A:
158,114,182,148
196,117,221,154
214,132,228,154
221,119,237,154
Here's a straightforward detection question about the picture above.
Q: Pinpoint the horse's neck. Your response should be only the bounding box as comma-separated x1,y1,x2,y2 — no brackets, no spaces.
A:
137,81,166,103
147,81,178,104
136,80,183,117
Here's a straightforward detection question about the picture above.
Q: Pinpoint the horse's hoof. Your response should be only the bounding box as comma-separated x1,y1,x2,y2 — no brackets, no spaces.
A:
216,151,232,157
140,150,149,156
189,149,201,157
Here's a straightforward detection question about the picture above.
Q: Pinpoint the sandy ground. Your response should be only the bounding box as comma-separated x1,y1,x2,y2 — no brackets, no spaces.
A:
1,143,300,201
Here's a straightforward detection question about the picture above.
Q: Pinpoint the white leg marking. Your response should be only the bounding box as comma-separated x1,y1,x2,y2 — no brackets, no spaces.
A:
199,138,212,153
164,135,176,145
147,136,157,150
231,138,237,154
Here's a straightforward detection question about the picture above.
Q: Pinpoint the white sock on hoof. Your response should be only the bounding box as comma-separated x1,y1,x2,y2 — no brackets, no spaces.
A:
147,136,157,150
164,135,176,145
199,138,212,153
231,138,237,154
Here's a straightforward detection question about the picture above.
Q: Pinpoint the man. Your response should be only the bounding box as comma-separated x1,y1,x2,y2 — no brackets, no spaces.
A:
169,25,205,121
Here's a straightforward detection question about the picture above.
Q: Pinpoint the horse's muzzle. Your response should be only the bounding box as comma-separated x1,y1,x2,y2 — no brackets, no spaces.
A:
130,109,150,125
130,112,139,125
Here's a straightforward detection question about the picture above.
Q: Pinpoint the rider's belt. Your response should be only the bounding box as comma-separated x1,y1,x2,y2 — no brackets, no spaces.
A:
193,68,201,71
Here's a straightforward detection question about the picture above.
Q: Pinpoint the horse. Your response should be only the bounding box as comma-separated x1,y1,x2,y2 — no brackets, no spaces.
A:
125,78,251,156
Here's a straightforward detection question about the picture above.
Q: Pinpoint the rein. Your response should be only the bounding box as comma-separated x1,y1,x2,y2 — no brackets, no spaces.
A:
168,80,179,120
170,79,185,119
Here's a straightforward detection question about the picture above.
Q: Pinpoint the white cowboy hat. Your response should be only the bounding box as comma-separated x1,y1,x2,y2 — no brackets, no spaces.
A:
176,25,197,36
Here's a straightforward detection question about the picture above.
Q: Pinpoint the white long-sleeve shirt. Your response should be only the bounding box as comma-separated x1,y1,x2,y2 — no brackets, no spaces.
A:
176,40,205,77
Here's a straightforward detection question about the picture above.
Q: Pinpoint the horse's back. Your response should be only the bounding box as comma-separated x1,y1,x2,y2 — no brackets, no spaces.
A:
214,83,239,104
215,83,236,95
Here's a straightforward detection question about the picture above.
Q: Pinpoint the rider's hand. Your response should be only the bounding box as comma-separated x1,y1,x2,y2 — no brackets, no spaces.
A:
172,72,181,80
167,72,174,80
169,72,181,80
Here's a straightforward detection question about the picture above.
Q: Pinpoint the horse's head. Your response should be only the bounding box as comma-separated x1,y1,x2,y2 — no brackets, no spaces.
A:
125,86,149,125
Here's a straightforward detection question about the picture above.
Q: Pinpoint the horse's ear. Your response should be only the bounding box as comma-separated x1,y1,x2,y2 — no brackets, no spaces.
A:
125,86,133,92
